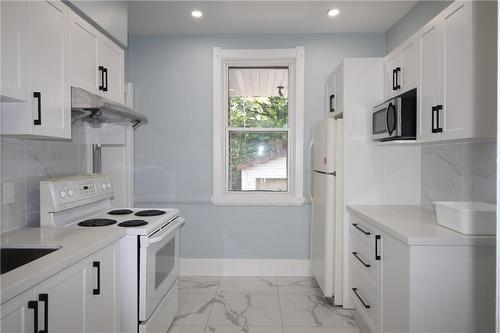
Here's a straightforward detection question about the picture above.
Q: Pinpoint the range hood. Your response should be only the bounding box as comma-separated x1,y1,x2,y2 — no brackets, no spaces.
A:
71,87,147,128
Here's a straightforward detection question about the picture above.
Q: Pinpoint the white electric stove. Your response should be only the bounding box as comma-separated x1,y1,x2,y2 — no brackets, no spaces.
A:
40,174,183,333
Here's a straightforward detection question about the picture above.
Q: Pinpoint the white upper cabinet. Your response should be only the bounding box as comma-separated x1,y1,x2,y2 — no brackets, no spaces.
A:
28,0,70,139
1,0,71,139
418,20,443,141
69,12,99,94
418,1,496,142
0,1,28,102
97,36,125,104
1,0,126,139
69,11,125,104
384,36,418,100
383,51,401,99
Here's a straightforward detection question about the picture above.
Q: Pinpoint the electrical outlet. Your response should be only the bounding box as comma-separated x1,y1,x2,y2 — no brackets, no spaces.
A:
3,182,15,205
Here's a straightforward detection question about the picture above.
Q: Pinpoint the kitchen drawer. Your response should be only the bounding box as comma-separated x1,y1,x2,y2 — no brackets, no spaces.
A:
351,264,379,333
350,231,379,285
350,215,377,248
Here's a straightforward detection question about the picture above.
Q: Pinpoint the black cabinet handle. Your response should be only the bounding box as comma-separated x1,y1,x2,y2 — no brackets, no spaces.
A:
28,300,38,333
352,223,371,235
33,92,41,125
375,235,381,261
93,261,101,295
352,288,370,308
352,252,371,267
431,105,443,133
39,293,48,333
395,67,401,90
392,69,397,91
329,94,335,113
98,66,105,91
103,67,108,92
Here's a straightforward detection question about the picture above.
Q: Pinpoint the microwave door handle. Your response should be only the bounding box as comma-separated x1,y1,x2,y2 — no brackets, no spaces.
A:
147,218,184,245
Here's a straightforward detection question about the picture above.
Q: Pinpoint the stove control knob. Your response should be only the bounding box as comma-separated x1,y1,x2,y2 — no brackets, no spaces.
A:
107,182,112,189
59,191,67,198
102,183,107,190
67,189,74,197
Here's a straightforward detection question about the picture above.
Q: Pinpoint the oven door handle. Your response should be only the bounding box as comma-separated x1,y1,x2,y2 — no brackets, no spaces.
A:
146,218,184,246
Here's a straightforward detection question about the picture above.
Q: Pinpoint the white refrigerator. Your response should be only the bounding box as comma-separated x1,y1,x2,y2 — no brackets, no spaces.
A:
310,117,343,305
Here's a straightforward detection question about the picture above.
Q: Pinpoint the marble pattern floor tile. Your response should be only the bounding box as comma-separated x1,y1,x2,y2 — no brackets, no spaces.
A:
276,277,322,295
208,292,282,327
219,276,278,294
280,294,357,328
205,326,284,333
167,326,206,333
180,276,221,294
174,293,216,325
170,276,360,333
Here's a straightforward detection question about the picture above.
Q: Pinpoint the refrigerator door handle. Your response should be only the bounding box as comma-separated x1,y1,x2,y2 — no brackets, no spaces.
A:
308,138,314,202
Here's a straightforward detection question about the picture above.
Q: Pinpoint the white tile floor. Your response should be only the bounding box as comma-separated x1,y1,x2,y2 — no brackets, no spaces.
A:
168,276,368,333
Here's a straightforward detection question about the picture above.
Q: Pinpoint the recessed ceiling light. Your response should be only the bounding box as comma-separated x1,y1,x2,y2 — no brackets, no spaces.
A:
191,10,203,18
327,8,340,17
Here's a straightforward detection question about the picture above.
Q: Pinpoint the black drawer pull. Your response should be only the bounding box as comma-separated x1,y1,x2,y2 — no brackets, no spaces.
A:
375,235,381,261
39,293,48,333
329,94,335,113
395,67,401,90
28,300,38,333
392,68,397,91
98,66,105,91
103,67,108,92
352,252,371,267
93,261,101,295
352,223,371,235
352,288,371,309
33,92,41,125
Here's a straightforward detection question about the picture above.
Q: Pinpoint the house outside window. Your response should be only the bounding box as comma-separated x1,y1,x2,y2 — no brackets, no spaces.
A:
212,47,305,205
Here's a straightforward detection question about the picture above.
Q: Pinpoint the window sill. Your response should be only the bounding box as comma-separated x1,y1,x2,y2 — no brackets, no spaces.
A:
211,194,305,206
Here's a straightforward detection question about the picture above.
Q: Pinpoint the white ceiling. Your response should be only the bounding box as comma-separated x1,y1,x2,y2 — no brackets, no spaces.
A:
128,1,417,35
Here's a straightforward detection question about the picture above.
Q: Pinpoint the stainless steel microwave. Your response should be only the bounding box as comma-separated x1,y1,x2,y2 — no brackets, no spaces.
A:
372,89,416,141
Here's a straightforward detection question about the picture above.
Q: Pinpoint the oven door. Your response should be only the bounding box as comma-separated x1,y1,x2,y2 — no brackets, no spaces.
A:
139,217,183,321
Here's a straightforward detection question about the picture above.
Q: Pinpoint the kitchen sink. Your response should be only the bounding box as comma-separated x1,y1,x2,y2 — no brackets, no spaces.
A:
1,247,61,275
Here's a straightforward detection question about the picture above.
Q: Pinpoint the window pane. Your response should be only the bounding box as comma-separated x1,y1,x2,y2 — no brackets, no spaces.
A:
228,131,288,192
228,67,288,128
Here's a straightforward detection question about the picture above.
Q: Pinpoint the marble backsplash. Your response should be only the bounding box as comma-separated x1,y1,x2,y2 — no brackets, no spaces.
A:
1,138,89,232
421,142,496,209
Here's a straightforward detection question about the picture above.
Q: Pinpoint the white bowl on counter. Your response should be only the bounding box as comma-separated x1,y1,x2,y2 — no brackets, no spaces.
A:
434,201,496,235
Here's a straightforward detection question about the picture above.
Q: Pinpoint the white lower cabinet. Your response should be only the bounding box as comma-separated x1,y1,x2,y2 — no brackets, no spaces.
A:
0,241,120,333
349,214,495,333
0,289,36,333
86,242,120,333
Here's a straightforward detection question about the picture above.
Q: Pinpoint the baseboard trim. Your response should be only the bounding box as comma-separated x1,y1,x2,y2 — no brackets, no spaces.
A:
180,258,312,276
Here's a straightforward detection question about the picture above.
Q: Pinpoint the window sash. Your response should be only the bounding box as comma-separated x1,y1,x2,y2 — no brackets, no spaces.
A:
226,128,290,193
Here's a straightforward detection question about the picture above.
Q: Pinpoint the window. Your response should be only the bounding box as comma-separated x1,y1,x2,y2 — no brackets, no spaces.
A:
212,47,305,205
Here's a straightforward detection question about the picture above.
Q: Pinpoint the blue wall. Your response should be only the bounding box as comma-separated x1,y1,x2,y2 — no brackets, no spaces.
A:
128,34,385,259
385,1,451,53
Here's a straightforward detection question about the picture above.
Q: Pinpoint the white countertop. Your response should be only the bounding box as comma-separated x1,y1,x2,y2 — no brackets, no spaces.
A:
347,205,496,246
1,227,126,303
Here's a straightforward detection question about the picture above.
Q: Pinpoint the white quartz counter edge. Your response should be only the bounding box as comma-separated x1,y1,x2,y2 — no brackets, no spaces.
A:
1,227,126,303
347,205,496,246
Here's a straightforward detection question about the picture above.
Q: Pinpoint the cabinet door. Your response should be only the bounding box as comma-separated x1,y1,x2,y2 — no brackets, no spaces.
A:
97,37,124,104
87,242,120,333
34,261,87,333
0,290,36,333
0,1,28,102
442,2,472,139
418,19,443,141
28,0,71,139
69,12,99,94
400,37,418,93
384,51,401,99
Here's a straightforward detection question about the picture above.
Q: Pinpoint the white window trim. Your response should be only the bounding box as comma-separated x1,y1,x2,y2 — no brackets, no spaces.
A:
211,47,305,206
